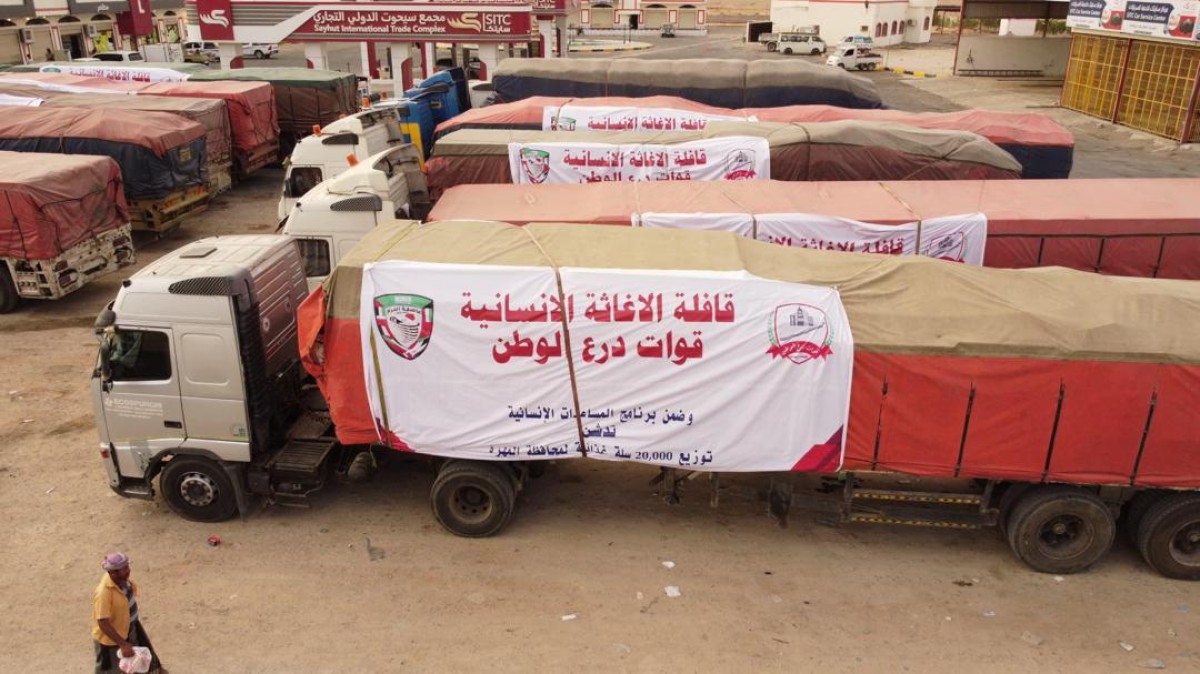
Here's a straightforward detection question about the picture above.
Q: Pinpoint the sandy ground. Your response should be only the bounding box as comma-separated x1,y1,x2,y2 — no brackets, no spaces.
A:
4,30,1200,673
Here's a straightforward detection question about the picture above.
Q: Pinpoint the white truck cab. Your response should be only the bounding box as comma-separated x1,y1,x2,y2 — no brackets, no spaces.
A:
281,145,430,291
92,235,314,521
278,109,409,221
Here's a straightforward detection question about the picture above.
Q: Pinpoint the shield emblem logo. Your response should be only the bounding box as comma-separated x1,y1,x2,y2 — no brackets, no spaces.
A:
920,232,966,262
374,294,434,360
519,148,551,184
766,303,833,365
723,149,758,181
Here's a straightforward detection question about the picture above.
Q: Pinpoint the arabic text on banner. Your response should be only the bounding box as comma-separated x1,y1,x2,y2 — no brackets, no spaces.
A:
542,105,756,133
507,137,771,185
361,262,853,472
638,212,988,265
39,64,191,83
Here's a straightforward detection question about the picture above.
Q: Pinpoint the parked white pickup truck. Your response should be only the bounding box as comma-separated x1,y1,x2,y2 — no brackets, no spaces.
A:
825,45,884,71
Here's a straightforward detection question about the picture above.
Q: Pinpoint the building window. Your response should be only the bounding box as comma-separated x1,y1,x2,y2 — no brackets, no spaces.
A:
924,16,931,30
891,20,898,35
875,23,882,37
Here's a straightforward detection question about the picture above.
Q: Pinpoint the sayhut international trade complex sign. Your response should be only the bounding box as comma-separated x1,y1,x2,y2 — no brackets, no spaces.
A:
193,0,561,43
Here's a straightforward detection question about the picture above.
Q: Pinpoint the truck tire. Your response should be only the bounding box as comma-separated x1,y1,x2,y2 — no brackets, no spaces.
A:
1123,491,1163,546
1006,487,1115,575
783,47,793,55
1136,494,1200,580
255,50,265,59
160,456,239,522
431,461,516,537
810,48,820,55
0,265,18,314
767,42,778,52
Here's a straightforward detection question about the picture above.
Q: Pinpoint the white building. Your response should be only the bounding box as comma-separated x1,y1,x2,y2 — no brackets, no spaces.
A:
770,0,936,47
576,0,707,35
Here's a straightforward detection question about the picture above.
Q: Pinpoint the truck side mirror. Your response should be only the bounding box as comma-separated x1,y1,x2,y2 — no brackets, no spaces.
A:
94,308,116,386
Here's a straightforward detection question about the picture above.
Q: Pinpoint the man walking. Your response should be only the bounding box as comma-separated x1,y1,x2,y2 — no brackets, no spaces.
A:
92,552,168,674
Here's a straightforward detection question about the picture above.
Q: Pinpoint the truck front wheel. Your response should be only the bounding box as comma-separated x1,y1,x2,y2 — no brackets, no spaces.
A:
766,42,777,52
1137,494,1200,580
430,461,516,537
1007,487,1115,575
160,456,239,522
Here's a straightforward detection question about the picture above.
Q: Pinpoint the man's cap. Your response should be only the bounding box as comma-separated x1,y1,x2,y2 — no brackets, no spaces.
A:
102,552,129,571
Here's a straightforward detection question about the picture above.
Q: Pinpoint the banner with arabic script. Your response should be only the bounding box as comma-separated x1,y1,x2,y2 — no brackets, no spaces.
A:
637,212,987,265
755,213,987,264
1067,0,1200,42
39,64,190,83
507,137,771,185
542,105,755,133
360,262,853,472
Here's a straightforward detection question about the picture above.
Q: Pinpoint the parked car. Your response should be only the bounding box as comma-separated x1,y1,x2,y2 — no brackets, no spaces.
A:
243,43,279,59
761,32,827,55
183,41,220,64
93,50,145,62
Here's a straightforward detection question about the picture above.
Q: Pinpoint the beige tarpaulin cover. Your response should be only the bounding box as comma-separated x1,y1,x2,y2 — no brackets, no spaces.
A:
321,220,1200,363
492,58,883,109
432,121,1020,171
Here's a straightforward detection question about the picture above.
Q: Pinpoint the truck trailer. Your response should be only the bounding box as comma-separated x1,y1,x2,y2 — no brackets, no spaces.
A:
434,95,1074,179
427,122,1020,199
0,152,134,311
428,179,1200,279
0,106,209,232
93,221,1200,580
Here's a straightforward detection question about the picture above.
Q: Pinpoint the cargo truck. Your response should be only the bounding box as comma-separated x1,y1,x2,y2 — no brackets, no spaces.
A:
92,221,1200,580
1,152,134,311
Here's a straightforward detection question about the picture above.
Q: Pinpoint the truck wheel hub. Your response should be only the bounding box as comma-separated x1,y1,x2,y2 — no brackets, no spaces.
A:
1172,523,1200,565
179,472,218,507
453,486,492,523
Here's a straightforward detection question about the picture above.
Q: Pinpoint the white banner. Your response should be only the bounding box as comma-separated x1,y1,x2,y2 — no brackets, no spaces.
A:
361,261,853,472
1067,0,1200,41
0,77,135,95
635,212,756,237
39,64,191,83
543,105,756,133
0,94,43,107
508,137,771,185
635,212,988,264
756,213,987,264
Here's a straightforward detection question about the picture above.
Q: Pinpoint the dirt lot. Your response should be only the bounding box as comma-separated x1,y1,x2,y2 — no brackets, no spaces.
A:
5,31,1200,673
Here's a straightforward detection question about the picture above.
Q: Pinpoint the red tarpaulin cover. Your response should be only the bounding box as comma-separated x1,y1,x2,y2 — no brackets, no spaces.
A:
0,151,128,260
428,179,1200,279
0,73,277,155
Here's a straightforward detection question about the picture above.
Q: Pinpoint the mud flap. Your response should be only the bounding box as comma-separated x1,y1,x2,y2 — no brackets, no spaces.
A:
221,462,253,521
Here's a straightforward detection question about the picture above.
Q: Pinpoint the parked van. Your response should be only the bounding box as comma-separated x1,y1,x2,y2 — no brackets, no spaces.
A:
762,33,827,55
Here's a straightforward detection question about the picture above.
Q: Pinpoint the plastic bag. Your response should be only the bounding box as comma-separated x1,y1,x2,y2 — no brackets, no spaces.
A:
118,646,152,674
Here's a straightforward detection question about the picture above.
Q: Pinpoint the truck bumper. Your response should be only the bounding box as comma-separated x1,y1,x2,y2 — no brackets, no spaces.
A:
109,476,156,501
11,224,135,300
